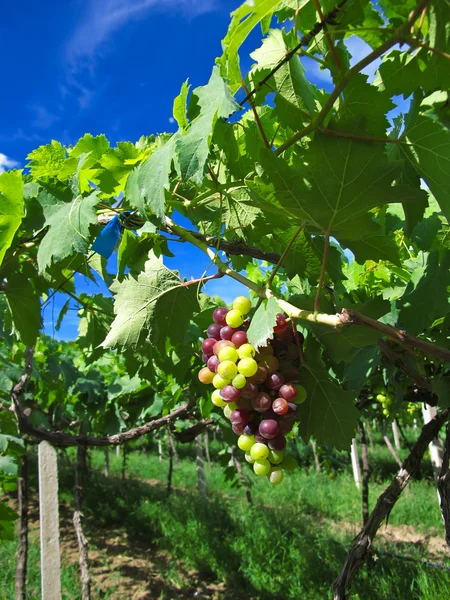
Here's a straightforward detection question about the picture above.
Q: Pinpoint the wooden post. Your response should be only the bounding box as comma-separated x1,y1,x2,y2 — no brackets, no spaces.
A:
310,439,321,473
15,452,28,600
103,447,110,478
351,438,361,490
38,441,62,600
392,419,401,450
195,435,207,498
422,404,444,478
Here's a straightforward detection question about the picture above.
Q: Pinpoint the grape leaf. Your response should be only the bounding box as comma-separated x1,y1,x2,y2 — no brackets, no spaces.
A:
343,345,381,393
341,227,401,266
70,134,109,160
247,297,279,348
26,141,66,179
102,253,199,351
37,189,99,272
5,274,41,346
173,80,190,131
374,50,421,99
0,170,24,267
0,502,18,541
176,67,239,185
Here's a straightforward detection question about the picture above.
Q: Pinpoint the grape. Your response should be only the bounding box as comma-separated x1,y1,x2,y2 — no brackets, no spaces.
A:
268,435,287,450
220,385,240,402
220,326,238,341
213,306,229,326
226,309,245,328
218,346,239,363
207,355,220,373
243,421,259,435
217,360,238,380
211,389,227,407
198,367,215,384
212,374,229,389
207,323,222,339
236,396,253,410
281,456,298,471
266,372,284,391
231,331,248,348
232,374,246,389
275,328,294,343
277,420,294,435
258,345,274,355
295,385,307,404
283,366,300,383
202,338,217,357
276,313,287,325
268,449,284,465
261,408,277,420
253,459,271,476
252,392,272,413
285,402,297,419
279,383,298,402
230,409,249,426
245,453,255,464
241,382,258,399
223,402,238,419
213,340,235,357
250,443,269,460
254,433,267,444
237,435,256,452
248,365,268,384
260,355,279,373
268,467,284,484
237,357,258,377
259,419,280,439
237,343,256,359
272,398,289,415
286,344,299,360
233,296,252,315
232,423,244,435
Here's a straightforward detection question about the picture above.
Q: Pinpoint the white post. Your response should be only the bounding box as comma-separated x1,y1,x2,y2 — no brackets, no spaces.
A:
351,438,362,491
158,440,163,462
115,445,120,457
392,419,401,450
38,441,62,600
422,404,444,478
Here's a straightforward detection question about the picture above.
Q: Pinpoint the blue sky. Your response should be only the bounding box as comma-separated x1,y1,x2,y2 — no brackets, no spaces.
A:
0,0,400,341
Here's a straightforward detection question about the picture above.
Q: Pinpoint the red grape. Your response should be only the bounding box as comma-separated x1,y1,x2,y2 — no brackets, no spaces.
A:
201,353,209,363
254,433,267,444
241,382,258,399
207,323,222,339
202,338,217,356
231,330,248,348
272,398,289,415
260,355,279,373
252,392,272,413
261,408,277,420
266,372,284,391
220,385,240,402
230,409,249,426
285,402,298,419
268,435,287,450
279,383,298,402
213,339,235,356
220,326,238,341
243,421,259,435
213,307,229,326
278,419,294,435
259,419,280,439
249,366,268,384
207,355,220,373
232,423,244,435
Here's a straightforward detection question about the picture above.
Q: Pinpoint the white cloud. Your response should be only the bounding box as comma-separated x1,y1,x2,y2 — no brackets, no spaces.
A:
29,105,61,129
0,153,19,173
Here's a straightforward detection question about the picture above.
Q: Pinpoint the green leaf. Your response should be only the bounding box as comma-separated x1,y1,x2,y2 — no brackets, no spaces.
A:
5,274,41,345
176,67,239,185
0,502,18,541
173,80,190,130
0,456,18,477
27,141,66,179
102,253,199,351
247,297,279,349
273,228,322,282
342,227,401,265
343,345,381,393
55,298,70,332
412,213,442,251
0,170,24,267
219,0,281,93
36,189,99,272
374,50,422,99
70,133,109,160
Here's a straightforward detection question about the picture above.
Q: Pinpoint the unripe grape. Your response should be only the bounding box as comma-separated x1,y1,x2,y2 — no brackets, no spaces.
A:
237,357,258,377
220,326,238,341
220,385,240,403
281,455,298,471
272,398,289,415
268,449,284,465
213,340,235,357
253,458,271,476
233,295,252,315
212,374,229,389
217,360,238,380
245,453,255,464
237,343,256,359
376,394,387,403
238,434,256,452
207,323,222,339
198,367,214,384
218,346,239,363
232,374,247,389
250,442,269,460
268,435,287,450
207,355,220,373
223,402,238,419
202,338,217,356
213,306,229,326
231,331,248,348
268,466,284,484
226,309,245,328
259,419,280,439
211,389,227,407
295,385,307,404
252,392,272,413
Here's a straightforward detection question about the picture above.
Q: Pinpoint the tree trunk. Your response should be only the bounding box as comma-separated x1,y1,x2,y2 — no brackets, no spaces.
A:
358,422,370,526
167,435,174,496
437,425,450,550
195,435,207,498
423,404,444,478
204,431,211,468
332,408,449,600
232,447,252,505
310,439,321,473
392,419,401,450
103,447,110,477
73,446,91,600
167,429,178,463
351,438,361,490
122,444,127,481
15,452,28,600
366,421,374,450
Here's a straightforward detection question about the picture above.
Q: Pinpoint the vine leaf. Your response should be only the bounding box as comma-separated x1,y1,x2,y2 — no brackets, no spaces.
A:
247,297,279,348
341,226,401,266
4,274,41,346
175,67,239,185
36,189,99,272
0,170,23,267
173,79,190,131
102,253,199,351
344,346,381,393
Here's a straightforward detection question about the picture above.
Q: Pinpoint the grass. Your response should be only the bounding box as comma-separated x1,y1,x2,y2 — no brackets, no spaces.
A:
1,428,449,599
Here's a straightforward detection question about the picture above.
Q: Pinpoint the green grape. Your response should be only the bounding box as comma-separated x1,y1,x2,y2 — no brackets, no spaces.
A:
233,296,251,315
281,456,298,471
245,453,255,464
268,467,284,485
218,347,239,363
225,309,245,328
295,384,307,404
224,404,238,419
382,408,390,416
250,442,270,460
232,374,247,389
268,449,284,464
212,374,229,389
211,389,227,407
376,394,386,403
253,459,271,476
237,357,258,377
217,360,238,380
238,434,256,452
198,367,215,384
237,343,256,359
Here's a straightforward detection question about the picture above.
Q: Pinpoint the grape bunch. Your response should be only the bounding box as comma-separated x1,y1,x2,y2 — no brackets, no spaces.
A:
198,296,307,485
375,390,395,417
